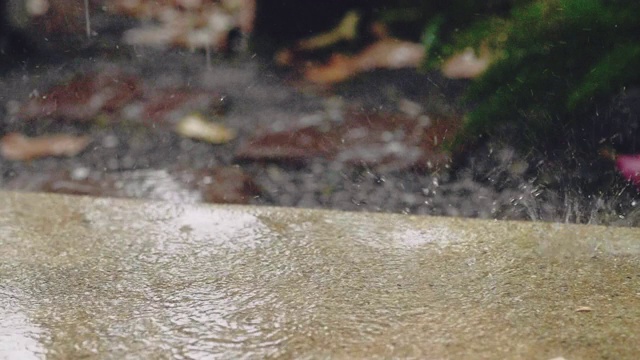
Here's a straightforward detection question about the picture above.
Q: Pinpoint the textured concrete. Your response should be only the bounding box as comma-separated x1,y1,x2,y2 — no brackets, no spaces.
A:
1,191,639,359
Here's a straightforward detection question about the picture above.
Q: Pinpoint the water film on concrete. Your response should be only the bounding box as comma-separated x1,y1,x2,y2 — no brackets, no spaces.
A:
1,191,639,359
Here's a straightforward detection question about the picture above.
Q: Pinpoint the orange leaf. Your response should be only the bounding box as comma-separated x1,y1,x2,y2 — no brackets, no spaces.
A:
304,39,424,85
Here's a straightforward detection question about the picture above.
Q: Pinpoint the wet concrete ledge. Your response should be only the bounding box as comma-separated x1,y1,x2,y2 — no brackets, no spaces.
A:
1,191,639,359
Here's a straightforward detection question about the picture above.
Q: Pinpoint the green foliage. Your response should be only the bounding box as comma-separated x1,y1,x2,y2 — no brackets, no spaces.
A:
434,0,640,148
568,43,640,109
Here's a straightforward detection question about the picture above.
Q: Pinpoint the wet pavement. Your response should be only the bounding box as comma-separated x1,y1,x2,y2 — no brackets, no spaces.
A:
1,191,639,358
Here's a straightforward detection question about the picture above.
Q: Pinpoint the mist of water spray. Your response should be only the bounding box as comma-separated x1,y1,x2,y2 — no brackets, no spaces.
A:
518,180,640,226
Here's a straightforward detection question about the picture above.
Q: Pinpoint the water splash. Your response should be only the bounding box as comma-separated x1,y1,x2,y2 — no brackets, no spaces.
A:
517,182,640,227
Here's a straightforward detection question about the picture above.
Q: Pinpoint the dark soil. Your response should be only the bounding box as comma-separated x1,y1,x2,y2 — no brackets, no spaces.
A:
1,21,639,226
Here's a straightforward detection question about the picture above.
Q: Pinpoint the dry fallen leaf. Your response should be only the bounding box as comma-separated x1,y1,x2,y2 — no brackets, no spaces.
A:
275,10,360,67
441,46,492,79
19,69,142,122
141,88,227,125
0,133,91,161
304,38,425,85
297,10,360,51
175,114,236,144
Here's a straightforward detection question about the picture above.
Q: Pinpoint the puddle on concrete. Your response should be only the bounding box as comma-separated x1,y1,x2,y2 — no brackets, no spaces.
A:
0,288,47,359
1,192,639,359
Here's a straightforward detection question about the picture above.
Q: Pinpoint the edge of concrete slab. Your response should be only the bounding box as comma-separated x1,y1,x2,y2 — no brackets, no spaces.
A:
1,191,639,359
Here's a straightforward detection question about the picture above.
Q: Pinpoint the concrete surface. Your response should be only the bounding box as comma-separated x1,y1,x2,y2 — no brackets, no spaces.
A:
1,191,639,359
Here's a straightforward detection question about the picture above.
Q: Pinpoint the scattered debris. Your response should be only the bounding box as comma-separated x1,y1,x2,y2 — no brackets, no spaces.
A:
175,114,236,144
0,133,91,161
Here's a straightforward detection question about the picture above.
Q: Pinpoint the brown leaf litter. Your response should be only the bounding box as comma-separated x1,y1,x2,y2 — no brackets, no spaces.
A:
236,110,460,172
5,166,260,205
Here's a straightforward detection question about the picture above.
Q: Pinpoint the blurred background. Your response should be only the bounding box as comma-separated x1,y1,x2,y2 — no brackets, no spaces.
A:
1,0,639,225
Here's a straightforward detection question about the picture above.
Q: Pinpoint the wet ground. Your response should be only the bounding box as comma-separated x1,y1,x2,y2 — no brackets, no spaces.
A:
1,24,639,226
3,191,640,359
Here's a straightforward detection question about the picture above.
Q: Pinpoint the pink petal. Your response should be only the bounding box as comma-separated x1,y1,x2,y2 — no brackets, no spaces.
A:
616,154,640,187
